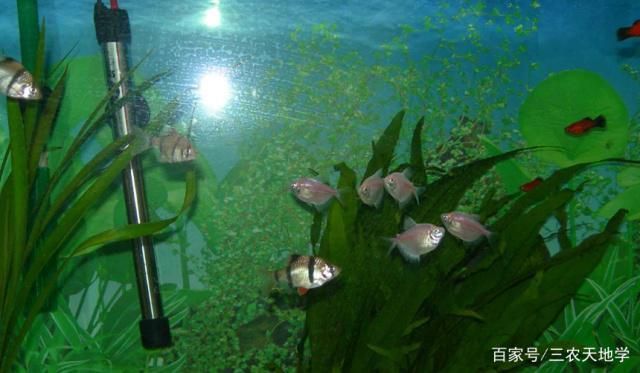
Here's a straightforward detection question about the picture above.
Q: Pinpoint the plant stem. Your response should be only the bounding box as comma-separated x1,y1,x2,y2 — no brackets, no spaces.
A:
16,0,39,72
179,229,191,289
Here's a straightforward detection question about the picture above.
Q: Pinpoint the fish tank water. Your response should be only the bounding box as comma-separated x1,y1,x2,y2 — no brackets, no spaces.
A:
1,0,640,371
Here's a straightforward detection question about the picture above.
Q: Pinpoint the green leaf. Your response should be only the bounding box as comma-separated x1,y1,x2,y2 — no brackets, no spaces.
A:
367,342,421,364
519,69,629,166
70,169,196,257
310,211,323,250
611,356,640,373
597,184,640,220
27,68,67,187
402,317,430,336
364,110,405,177
23,22,47,143
409,117,426,185
49,307,97,351
559,275,638,343
26,134,140,257
448,308,485,322
617,166,640,187
479,135,530,194
7,100,28,247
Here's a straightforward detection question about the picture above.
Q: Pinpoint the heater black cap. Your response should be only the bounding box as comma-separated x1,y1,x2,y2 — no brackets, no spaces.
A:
94,0,131,44
139,317,172,349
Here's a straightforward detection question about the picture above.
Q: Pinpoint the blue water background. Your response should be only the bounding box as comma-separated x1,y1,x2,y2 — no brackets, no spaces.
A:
2,1,639,164
1,0,640,294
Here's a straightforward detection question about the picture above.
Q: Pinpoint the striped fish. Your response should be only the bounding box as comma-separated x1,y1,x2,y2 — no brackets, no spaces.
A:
273,255,341,295
0,55,41,100
149,128,196,163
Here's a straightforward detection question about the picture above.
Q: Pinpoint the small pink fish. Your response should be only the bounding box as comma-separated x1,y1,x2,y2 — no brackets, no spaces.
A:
358,169,385,208
383,169,425,207
291,178,340,208
440,211,492,242
387,217,445,263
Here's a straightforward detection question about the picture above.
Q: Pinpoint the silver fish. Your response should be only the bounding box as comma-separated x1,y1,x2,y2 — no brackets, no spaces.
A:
358,169,385,208
150,128,197,163
273,255,341,295
383,168,425,207
291,177,340,208
441,211,492,242
0,56,42,100
387,217,445,263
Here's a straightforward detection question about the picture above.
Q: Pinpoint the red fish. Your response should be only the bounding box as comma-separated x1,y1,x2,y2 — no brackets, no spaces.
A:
564,115,606,136
520,177,543,192
618,20,640,41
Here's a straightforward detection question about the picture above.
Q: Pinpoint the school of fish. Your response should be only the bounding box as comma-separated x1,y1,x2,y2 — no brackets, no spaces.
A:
284,166,495,272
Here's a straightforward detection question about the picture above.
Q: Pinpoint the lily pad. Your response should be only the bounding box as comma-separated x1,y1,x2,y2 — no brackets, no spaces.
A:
597,184,640,221
616,166,640,188
519,69,629,167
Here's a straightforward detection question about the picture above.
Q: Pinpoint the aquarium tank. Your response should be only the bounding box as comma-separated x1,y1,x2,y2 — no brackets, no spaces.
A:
1,0,640,371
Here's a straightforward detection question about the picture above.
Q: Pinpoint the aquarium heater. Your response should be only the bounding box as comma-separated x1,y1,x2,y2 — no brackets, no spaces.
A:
93,0,172,349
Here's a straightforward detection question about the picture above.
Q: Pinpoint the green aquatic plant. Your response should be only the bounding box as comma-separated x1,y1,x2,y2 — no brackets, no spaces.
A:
17,285,202,372
598,167,640,220
529,240,640,373
301,110,634,372
0,25,196,372
523,59,640,373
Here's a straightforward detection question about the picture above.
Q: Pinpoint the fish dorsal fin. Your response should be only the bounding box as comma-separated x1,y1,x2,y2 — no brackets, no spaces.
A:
373,168,383,178
403,217,417,230
459,212,481,222
161,127,179,137
402,168,413,179
289,254,301,264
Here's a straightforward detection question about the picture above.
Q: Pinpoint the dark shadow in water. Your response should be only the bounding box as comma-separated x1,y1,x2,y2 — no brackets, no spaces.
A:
616,43,640,59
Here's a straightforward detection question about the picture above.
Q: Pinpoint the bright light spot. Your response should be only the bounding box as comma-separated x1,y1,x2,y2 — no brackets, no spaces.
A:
203,7,221,27
198,71,232,114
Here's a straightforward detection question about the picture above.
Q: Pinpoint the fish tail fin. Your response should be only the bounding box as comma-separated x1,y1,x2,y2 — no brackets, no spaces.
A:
335,188,350,207
595,115,606,128
486,231,499,248
384,237,397,256
130,127,152,155
259,268,280,297
374,195,383,209
398,246,421,263
617,27,630,41
415,187,426,205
